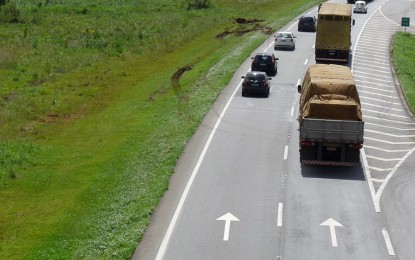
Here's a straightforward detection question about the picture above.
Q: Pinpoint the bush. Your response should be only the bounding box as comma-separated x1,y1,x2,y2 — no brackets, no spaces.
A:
0,2,21,23
188,0,210,10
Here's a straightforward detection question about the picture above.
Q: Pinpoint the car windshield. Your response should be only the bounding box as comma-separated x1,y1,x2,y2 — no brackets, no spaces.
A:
246,74,266,81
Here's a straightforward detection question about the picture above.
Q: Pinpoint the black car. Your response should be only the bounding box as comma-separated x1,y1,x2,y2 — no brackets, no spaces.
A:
298,16,317,32
251,53,278,76
241,71,271,97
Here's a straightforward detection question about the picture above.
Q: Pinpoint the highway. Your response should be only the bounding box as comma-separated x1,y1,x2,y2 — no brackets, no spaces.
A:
134,0,415,259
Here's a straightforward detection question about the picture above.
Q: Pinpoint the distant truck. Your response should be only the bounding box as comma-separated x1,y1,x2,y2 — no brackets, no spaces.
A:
315,3,354,64
297,64,364,166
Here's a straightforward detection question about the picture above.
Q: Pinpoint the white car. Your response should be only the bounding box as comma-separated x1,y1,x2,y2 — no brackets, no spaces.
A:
274,32,296,50
353,1,367,14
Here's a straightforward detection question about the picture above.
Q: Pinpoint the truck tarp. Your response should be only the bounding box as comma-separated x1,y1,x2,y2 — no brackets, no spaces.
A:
316,3,352,50
299,64,362,122
319,3,352,16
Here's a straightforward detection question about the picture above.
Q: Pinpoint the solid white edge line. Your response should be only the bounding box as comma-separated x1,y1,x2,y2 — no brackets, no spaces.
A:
361,148,379,212
382,229,396,256
375,146,415,209
283,146,289,160
351,6,380,71
155,79,243,260
277,203,283,227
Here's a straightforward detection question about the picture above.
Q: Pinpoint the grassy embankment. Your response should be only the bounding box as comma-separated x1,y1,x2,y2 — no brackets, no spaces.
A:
392,32,415,113
0,0,321,258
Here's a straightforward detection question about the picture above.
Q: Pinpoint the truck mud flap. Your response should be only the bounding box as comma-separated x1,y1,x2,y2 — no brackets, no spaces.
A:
301,160,360,167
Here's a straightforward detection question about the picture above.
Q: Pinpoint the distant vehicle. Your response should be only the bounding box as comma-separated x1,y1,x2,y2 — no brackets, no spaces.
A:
274,32,296,50
251,53,278,76
298,16,317,32
347,0,355,3
241,71,271,97
315,3,354,64
353,1,367,13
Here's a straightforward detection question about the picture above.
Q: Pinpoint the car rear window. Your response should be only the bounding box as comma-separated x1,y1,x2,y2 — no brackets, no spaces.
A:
277,33,291,38
246,74,266,81
302,17,314,22
254,55,272,63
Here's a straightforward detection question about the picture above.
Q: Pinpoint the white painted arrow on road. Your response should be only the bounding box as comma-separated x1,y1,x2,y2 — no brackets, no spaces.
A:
320,218,343,247
216,212,239,241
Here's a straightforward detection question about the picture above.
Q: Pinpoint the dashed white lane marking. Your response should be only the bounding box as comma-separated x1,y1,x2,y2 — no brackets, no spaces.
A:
277,203,283,227
283,146,288,160
382,229,396,256
304,59,308,65
290,106,294,117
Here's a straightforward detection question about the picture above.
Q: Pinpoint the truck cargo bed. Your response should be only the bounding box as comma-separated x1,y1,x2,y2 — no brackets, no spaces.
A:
300,118,364,143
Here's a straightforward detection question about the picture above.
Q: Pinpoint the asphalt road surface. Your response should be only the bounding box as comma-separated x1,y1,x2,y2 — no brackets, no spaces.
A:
134,0,415,259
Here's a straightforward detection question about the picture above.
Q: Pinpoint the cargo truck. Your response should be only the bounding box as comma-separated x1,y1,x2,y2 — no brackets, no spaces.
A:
315,3,354,64
297,64,364,166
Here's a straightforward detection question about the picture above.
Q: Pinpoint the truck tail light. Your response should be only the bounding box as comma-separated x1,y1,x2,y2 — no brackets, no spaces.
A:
350,143,363,149
301,141,315,147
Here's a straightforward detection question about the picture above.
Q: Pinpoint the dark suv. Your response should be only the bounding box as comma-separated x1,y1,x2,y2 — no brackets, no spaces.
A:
298,16,317,32
251,53,278,76
241,71,271,97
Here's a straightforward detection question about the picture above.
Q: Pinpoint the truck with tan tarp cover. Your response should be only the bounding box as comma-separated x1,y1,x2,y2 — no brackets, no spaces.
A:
315,3,353,64
297,64,364,166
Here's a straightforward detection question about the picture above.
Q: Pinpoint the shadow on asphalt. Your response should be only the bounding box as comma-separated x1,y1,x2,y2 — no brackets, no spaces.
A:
300,164,366,181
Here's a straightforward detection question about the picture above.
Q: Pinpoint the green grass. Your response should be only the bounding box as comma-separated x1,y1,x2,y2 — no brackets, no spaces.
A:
0,0,322,258
392,32,415,113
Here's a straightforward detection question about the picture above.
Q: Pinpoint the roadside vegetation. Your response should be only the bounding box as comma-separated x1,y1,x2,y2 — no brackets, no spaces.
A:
0,0,321,258
392,32,415,113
